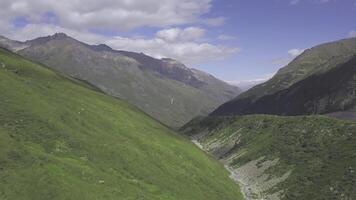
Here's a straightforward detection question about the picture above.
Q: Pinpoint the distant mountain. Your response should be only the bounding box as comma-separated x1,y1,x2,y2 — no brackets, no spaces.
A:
0,33,240,128
229,78,270,91
212,38,356,116
0,47,243,199
181,115,356,200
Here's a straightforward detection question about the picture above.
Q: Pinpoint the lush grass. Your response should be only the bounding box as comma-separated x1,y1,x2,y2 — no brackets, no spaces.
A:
0,48,243,200
182,115,356,200
18,38,240,128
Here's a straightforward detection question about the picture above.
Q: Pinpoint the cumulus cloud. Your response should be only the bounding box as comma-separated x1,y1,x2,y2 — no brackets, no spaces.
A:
0,0,221,31
228,73,275,91
156,27,206,42
203,17,226,26
106,29,239,64
1,23,238,65
270,48,306,68
0,0,238,65
288,48,305,57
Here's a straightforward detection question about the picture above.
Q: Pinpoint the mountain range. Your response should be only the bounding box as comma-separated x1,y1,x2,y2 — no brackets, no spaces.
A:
0,33,241,128
212,38,356,116
0,47,243,200
2,31,356,200
181,37,356,200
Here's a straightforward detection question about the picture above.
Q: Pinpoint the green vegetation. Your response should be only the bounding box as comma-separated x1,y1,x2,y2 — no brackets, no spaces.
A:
212,38,356,116
0,48,243,200
239,38,356,101
182,115,356,200
2,33,241,128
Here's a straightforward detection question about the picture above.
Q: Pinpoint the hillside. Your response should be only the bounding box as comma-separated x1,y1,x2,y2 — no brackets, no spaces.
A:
181,115,356,200
212,38,356,116
212,55,356,116
0,33,240,128
0,48,243,200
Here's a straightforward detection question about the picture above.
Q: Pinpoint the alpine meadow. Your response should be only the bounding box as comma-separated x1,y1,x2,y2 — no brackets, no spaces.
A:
0,1,356,200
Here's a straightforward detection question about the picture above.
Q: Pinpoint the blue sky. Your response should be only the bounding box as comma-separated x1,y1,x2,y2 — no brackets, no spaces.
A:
199,0,356,84
0,0,356,86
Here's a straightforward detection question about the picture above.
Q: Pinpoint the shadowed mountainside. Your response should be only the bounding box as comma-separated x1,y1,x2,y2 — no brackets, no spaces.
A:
212,55,356,116
212,38,356,117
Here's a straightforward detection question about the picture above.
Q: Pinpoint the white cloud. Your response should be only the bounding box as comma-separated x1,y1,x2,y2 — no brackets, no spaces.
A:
0,0,221,31
228,73,275,91
203,17,226,26
349,30,356,38
106,33,239,65
0,0,238,66
156,27,206,42
1,23,238,65
270,48,306,68
217,34,236,41
1,23,105,44
288,48,305,57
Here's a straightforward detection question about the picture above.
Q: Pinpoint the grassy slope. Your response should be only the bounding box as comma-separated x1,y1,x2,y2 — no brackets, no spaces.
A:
211,38,356,116
213,55,356,117
18,38,237,128
0,48,243,200
182,115,356,200
239,38,356,101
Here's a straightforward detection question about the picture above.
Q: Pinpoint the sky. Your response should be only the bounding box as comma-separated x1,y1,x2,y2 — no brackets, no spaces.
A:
0,0,356,87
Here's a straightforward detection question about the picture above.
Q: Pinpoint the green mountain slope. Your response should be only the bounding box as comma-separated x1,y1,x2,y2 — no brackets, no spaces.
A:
0,48,243,200
181,115,356,200
212,38,356,116
0,33,240,128
212,55,356,116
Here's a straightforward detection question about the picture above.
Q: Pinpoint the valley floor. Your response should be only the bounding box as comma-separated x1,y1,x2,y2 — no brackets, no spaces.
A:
181,115,356,200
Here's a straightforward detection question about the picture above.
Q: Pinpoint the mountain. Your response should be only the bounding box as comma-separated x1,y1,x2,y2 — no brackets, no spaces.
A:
212,38,356,116
0,35,29,51
181,115,356,200
0,33,241,128
212,55,356,116
0,47,243,199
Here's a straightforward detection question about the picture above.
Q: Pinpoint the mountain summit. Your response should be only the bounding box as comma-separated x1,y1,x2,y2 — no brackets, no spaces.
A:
0,33,241,128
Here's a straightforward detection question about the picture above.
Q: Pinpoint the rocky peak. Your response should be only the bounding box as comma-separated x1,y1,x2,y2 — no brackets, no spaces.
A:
91,44,113,52
26,32,70,45
161,58,189,70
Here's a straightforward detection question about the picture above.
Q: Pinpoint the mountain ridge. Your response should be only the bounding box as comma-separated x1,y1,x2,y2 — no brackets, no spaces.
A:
212,37,356,116
0,47,244,200
0,33,241,128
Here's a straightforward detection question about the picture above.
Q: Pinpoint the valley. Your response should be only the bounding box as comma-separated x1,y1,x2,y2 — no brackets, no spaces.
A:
0,48,243,200
181,115,356,200
1,1,356,199
0,33,240,128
